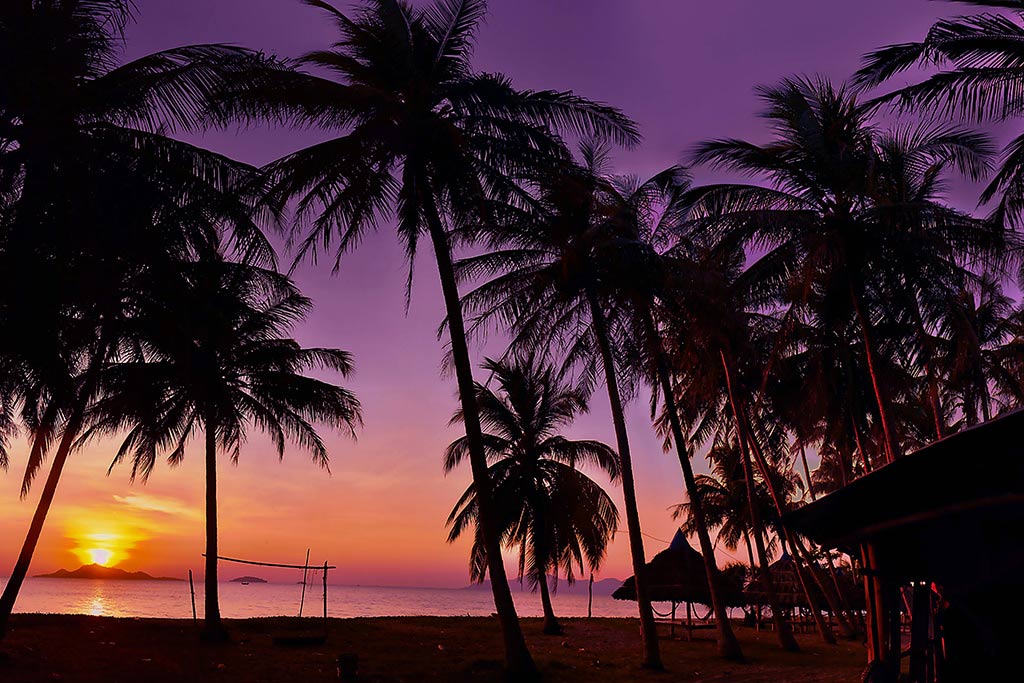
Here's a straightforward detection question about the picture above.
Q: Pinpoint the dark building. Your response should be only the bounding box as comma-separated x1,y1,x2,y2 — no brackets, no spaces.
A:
785,409,1024,682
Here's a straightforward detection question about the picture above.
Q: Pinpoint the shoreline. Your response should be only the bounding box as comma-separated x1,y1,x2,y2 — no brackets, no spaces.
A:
1,614,865,682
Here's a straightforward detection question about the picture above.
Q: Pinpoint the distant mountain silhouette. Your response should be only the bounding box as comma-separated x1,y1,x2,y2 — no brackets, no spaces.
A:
34,564,182,581
230,576,267,583
463,576,621,597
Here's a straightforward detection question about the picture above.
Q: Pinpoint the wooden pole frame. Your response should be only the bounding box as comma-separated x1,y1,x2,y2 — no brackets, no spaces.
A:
298,548,311,617
200,553,336,635
188,569,197,623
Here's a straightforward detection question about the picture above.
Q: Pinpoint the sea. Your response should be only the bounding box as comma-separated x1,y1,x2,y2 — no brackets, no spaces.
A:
3,578,644,620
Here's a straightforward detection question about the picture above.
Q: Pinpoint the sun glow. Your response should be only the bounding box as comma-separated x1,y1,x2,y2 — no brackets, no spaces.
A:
70,530,130,567
86,548,114,566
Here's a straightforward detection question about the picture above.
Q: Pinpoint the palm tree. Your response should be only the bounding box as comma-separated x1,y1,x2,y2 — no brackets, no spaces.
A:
0,0,274,635
654,240,806,649
686,76,1001,465
212,1,638,674
457,146,666,669
934,274,1024,425
579,162,745,660
86,258,361,640
444,357,620,635
670,438,780,568
855,0,1024,226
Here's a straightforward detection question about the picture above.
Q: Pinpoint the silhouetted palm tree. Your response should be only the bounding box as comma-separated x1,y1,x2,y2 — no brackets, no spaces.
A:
212,1,638,674
458,145,666,669
88,258,361,640
670,438,779,566
856,0,1024,225
655,239,810,648
687,76,1001,465
583,161,746,660
0,0,273,635
444,357,619,635
935,274,1023,425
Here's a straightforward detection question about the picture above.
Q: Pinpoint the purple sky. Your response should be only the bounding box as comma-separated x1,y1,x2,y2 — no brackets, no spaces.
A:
2,1,985,587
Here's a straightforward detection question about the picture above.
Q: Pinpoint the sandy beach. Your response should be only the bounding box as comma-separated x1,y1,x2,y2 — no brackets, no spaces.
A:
0,615,865,682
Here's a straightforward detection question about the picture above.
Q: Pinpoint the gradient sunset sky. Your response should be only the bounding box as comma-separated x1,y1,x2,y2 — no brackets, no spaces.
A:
0,0,977,587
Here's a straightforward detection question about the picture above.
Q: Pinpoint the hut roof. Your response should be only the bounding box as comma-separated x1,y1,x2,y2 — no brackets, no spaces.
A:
784,408,1024,552
784,409,1024,594
612,530,713,605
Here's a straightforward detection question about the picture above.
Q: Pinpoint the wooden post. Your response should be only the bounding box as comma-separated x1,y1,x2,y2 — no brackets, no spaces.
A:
909,583,930,683
670,601,676,638
188,569,197,623
587,572,594,619
886,583,902,681
298,548,310,617
687,601,693,641
323,561,329,636
861,543,880,663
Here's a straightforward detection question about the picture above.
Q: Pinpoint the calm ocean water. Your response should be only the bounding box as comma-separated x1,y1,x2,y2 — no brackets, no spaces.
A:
3,578,643,620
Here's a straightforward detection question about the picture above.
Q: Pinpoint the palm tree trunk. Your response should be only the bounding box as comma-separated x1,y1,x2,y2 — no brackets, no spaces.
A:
849,286,900,463
0,403,87,637
719,351,799,652
738,411,856,641
587,290,663,670
537,575,562,635
424,201,537,679
0,342,105,639
909,295,944,441
202,415,227,642
798,443,815,501
742,529,757,570
850,413,872,474
645,314,743,661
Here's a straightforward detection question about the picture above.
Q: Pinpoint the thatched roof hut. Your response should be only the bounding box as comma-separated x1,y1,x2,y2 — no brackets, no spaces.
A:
743,553,822,609
612,530,724,605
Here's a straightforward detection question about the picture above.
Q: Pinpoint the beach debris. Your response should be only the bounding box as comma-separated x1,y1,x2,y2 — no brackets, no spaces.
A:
336,653,358,680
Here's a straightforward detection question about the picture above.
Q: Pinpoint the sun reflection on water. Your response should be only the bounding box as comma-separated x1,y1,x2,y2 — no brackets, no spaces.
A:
87,592,107,616
68,582,122,617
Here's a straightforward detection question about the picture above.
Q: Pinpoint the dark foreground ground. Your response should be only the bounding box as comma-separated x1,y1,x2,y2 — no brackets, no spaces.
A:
0,614,865,682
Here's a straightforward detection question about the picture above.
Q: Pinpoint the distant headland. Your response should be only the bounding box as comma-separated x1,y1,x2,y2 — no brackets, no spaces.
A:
229,576,267,583
34,564,183,581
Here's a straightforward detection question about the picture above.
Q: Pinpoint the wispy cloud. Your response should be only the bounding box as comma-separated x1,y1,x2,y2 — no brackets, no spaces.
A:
113,493,202,520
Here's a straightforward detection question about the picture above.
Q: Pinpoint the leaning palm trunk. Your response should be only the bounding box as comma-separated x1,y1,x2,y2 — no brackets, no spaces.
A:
908,296,944,441
0,402,87,637
537,575,562,635
719,351,799,651
798,444,815,500
646,317,743,660
0,343,106,639
587,290,663,670
202,414,227,642
740,414,858,641
425,207,537,678
849,286,900,463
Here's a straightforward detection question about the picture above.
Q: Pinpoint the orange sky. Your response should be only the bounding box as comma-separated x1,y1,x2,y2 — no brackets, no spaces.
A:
0,249,754,587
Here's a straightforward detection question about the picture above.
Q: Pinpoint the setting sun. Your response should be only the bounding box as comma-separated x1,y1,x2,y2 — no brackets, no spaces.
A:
86,548,114,566
68,528,137,568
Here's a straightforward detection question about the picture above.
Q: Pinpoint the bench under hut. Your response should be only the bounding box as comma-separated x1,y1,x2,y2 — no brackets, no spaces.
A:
612,529,743,638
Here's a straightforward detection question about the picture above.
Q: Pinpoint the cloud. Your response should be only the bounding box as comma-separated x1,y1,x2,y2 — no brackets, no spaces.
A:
112,493,202,520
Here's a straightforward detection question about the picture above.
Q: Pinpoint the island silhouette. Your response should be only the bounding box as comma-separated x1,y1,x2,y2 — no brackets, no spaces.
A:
229,576,267,583
34,564,182,581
